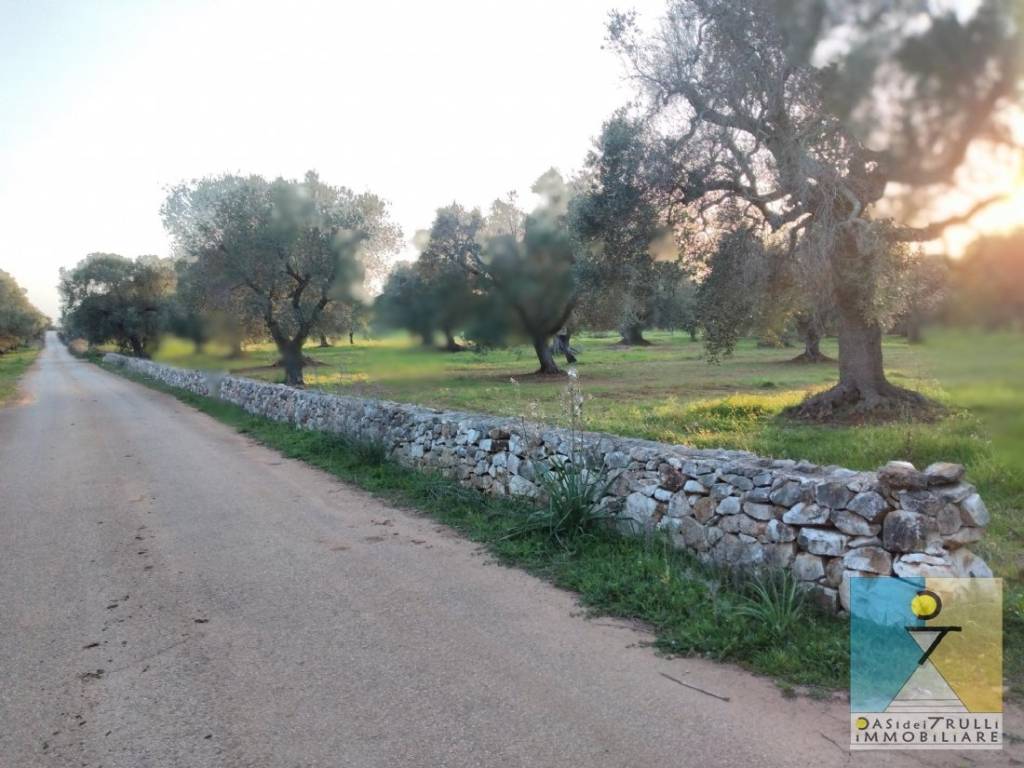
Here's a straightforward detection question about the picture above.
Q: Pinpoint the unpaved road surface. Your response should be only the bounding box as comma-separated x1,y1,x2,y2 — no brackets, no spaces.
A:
1,335,1019,767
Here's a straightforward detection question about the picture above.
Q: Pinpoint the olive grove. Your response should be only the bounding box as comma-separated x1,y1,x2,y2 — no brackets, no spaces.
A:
607,0,1021,419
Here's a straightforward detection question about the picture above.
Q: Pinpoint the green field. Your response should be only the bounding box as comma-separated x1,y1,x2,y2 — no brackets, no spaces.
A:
152,329,1023,581
0,347,40,406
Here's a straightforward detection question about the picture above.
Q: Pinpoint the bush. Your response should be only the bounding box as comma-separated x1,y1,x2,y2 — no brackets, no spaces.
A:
0,334,20,354
67,338,90,357
346,434,388,466
503,458,611,552
734,570,807,639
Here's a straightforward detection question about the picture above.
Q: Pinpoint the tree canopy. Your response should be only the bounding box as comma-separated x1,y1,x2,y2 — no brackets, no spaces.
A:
416,204,485,351
608,0,1021,419
161,171,400,384
59,253,175,357
465,173,579,374
571,112,671,345
375,262,439,347
376,204,485,351
0,270,48,353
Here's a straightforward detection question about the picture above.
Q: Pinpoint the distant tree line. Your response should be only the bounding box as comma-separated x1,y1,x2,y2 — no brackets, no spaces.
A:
57,0,1020,422
0,271,48,353
60,172,401,385
942,231,1024,331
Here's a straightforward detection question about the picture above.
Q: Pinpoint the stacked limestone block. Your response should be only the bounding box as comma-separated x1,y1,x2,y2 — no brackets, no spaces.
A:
103,355,216,397
103,353,994,613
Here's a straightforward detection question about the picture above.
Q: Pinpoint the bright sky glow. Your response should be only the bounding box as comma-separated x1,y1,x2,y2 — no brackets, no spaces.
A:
0,0,665,319
1,0,1020,321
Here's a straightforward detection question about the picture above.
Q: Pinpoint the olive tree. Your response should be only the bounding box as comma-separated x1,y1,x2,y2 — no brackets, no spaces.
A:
466,173,578,374
375,262,437,346
162,172,400,385
609,0,1021,419
168,258,213,354
171,255,266,357
571,112,668,345
695,228,765,361
0,270,48,352
417,204,485,351
377,204,486,351
312,300,368,347
648,261,699,339
891,255,948,343
59,253,175,357
697,230,836,362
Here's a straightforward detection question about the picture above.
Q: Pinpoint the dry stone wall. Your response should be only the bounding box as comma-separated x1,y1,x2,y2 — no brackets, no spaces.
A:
104,353,994,613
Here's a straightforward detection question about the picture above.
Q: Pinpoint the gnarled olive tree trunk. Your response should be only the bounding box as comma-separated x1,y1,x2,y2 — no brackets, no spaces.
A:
617,322,651,346
790,276,928,420
277,338,307,387
900,313,924,344
441,327,465,352
532,336,561,375
127,336,148,358
836,307,887,396
803,326,822,360
267,308,321,388
551,331,577,364
789,314,831,363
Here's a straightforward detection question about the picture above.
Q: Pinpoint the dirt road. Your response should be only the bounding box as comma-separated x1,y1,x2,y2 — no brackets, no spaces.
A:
0,334,1017,767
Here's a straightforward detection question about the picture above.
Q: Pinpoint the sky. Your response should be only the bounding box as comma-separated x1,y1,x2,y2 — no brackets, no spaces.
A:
1,0,1021,321
0,0,666,319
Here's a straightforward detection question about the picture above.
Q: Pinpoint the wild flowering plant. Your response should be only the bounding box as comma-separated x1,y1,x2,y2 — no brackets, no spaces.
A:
504,366,612,552
734,570,807,639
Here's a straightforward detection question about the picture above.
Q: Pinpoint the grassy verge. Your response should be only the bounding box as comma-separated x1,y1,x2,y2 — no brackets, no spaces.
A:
101,361,851,693
0,347,40,405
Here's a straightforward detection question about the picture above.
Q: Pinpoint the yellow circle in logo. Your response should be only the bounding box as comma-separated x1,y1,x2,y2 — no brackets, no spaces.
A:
911,592,939,618
856,717,869,730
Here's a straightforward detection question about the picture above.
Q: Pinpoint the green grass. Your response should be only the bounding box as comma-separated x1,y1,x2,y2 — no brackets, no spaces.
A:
0,347,40,405
100,359,1024,700
153,329,1023,582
